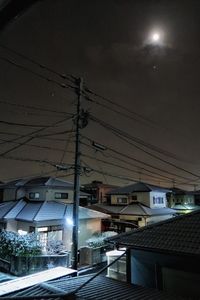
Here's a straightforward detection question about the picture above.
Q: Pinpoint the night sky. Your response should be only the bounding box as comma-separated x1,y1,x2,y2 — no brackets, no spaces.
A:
0,0,200,190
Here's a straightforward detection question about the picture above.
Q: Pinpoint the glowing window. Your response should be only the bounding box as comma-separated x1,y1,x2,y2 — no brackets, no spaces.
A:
29,192,40,199
55,192,68,199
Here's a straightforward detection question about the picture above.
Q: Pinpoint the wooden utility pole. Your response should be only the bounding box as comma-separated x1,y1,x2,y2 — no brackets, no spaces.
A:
71,77,83,270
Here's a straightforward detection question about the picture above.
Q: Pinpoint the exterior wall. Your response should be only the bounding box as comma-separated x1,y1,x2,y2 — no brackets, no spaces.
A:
149,191,166,208
3,188,26,201
6,220,18,232
168,194,195,207
119,214,146,227
25,187,73,202
78,219,102,248
130,249,200,298
146,214,173,225
111,194,130,205
111,192,151,206
45,188,73,203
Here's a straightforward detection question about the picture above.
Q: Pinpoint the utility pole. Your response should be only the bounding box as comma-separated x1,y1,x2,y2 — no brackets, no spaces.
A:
71,77,83,270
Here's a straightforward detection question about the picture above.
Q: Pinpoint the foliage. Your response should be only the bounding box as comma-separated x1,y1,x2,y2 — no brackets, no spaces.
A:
46,240,66,255
86,231,117,248
0,230,42,258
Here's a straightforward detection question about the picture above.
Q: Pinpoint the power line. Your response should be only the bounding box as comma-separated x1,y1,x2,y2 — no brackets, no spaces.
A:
90,114,183,161
81,135,193,182
0,119,50,128
90,115,200,179
0,115,74,156
0,56,77,91
80,149,175,184
84,86,166,129
0,43,77,83
0,97,74,116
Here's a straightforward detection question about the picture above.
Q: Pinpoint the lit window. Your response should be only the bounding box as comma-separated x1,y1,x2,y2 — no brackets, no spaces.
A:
55,192,68,199
153,196,164,204
29,192,40,199
117,197,127,204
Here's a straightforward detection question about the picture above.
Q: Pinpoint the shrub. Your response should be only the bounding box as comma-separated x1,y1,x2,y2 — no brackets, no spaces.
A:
46,240,66,255
86,231,117,248
0,230,42,258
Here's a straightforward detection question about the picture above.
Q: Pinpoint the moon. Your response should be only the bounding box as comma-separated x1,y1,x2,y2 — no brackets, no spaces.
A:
152,33,160,42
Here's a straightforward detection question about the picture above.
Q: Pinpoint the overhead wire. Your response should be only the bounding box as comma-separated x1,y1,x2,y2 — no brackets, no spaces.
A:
0,56,77,91
0,97,74,116
0,43,77,83
81,135,193,182
89,114,200,179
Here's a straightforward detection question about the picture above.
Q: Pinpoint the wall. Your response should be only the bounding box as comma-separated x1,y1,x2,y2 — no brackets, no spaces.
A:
3,189,17,201
119,214,146,227
78,219,101,248
149,191,166,208
130,249,200,298
6,220,18,232
25,187,73,202
146,214,173,225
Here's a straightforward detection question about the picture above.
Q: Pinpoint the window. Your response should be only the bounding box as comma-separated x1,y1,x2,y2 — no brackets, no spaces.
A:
55,192,68,199
29,192,40,199
153,196,164,204
117,197,128,204
132,195,137,201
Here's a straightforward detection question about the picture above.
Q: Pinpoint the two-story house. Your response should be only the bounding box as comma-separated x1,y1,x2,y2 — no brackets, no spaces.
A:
81,180,118,205
90,182,175,231
167,187,199,214
0,177,110,252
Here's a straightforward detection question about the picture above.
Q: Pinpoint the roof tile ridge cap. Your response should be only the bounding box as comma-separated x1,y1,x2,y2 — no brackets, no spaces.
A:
139,202,149,214
33,200,46,221
120,205,129,213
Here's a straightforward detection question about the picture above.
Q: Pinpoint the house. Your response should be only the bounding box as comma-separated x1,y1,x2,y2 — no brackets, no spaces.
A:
89,182,175,231
107,210,200,299
0,198,110,252
167,187,199,214
81,180,118,205
0,177,110,253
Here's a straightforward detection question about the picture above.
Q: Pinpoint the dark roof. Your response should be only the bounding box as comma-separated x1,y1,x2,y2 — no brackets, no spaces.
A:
0,176,74,189
5,274,185,299
108,182,170,195
89,203,175,217
107,210,200,257
169,187,194,195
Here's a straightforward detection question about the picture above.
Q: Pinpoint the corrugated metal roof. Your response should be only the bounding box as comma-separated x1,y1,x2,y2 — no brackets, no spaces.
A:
108,182,171,195
16,202,42,221
107,210,200,256
4,199,26,219
0,200,110,223
0,201,15,218
5,274,185,299
34,201,66,222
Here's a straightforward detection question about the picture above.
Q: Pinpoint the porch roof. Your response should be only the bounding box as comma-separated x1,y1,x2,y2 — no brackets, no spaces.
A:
107,210,200,257
0,199,110,223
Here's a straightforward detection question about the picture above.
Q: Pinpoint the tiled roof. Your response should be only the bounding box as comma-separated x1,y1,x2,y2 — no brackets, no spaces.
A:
89,203,175,216
107,182,171,195
107,210,200,256
5,274,185,299
0,200,110,223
